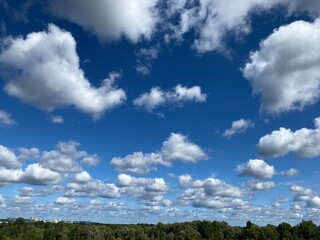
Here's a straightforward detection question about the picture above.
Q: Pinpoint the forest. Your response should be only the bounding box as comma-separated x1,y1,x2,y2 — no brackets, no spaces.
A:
0,218,319,240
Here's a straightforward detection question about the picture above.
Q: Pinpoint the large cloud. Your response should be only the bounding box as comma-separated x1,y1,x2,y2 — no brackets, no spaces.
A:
48,0,159,42
243,18,320,114
133,85,207,113
0,24,126,118
257,117,320,158
111,133,208,174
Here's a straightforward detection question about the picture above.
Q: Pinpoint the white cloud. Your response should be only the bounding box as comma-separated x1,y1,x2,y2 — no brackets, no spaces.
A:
200,178,243,198
0,163,60,186
66,173,120,199
41,141,98,173
0,24,126,118
111,133,207,174
307,196,320,208
290,185,314,202
80,156,100,167
161,133,208,163
0,145,22,169
111,152,163,174
133,85,207,112
280,168,299,177
117,174,169,193
223,119,254,138
55,197,76,205
12,196,32,205
0,110,15,126
178,175,245,210
21,163,61,185
237,159,275,179
51,115,64,124
48,0,159,42
257,117,320,158
243,18,320,114
0,168,23,183
166,0,280,53
178,174,193,188
250,181,275,191
18,147,39,161
165,0,320,54
18,186,63,197
135,47,159,75
117,174,170,206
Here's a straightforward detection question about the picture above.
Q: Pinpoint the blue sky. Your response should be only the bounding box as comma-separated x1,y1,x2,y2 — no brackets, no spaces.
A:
0,0,320,225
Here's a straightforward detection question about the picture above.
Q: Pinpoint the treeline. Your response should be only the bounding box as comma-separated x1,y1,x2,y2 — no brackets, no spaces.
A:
0,217,320,240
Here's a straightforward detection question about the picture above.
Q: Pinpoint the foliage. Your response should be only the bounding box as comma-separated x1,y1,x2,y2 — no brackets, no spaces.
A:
0,219,319,240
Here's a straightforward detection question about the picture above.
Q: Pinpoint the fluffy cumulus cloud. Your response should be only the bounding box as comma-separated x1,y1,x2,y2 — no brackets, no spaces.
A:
41,141,99,173
0,110,15,126
178,174,193,188
117,174,171,207
0,24,126,118
307,196,320,208
133,85,207,112
161,133,208,163
237,159,275,179
257,117,320,158
20,164,61,185
0,164,60,186
111,133,207,174
65,171,120,198
0,145,22,169
165,0,320,53
223,119,254,138
0,141,101,188
290,185,314,202
166,0,280,53
243,18,320,114
178,174,245,210
280,168,299,177
249,181,275,191
111,152,164,174
48,0,159,42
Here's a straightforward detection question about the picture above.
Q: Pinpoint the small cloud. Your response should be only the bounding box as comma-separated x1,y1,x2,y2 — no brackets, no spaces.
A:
135,46,159,75
51,115,64,124
279,168,299,177
223,119,254,139
0,110,16,126
249,181,275,191
134,85,207,112
55,197,76,205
